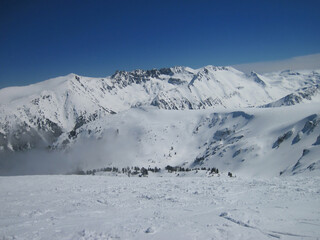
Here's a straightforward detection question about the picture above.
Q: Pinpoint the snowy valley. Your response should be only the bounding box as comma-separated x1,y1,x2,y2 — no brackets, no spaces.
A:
0,66,319,176
0,66,320,239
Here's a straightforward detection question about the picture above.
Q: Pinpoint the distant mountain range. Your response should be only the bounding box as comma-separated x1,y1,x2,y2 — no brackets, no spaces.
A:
0,66,319,176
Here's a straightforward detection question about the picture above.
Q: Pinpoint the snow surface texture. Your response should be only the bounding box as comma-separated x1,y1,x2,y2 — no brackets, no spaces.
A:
0,66,320,176
1,174,319,240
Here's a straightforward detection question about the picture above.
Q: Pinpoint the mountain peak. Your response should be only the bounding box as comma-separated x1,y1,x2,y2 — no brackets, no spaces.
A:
1,65,320,177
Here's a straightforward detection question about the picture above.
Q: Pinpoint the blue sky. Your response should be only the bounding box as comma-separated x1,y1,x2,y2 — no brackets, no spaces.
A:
1,0,320,88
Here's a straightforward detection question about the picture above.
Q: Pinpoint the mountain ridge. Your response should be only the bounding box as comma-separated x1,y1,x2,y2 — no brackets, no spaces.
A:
1,65,320,176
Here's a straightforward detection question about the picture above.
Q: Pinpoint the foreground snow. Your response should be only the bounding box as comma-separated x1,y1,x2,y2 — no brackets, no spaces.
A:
1,175,319,239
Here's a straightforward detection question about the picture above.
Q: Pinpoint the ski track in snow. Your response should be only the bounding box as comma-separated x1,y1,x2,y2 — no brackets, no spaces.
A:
0,174,319,240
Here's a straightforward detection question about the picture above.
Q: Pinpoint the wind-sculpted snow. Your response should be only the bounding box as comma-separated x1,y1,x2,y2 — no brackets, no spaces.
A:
0,174,319,239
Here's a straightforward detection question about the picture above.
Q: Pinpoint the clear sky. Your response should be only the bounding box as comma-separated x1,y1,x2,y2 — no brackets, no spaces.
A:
1,0,320,89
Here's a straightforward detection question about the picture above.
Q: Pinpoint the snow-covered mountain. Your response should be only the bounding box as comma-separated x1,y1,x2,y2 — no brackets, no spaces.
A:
0,66,319,176
261,84,320,108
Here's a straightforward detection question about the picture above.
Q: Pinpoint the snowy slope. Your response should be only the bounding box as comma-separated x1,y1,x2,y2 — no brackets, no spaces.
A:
1,66,320,240
43,103,319,177
261,84,320,107
0,66,320,176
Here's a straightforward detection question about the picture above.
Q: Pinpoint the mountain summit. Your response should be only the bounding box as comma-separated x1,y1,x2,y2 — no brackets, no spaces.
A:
0,66,320,176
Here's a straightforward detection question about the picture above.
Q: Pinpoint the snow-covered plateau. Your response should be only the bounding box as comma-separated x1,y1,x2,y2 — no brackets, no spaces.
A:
0,65,320,239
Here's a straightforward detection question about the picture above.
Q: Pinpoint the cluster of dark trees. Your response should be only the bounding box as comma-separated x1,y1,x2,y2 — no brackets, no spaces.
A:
73,165,234,177
76,166,161,177
120,166,161,177
165,165,219,174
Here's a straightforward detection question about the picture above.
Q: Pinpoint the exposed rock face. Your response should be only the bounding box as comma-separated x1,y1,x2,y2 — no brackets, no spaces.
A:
272,130,294,149
0,66,320,178
262,84,320,108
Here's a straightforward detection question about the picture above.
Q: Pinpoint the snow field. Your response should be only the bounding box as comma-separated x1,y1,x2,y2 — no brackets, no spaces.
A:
1,174,319,239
